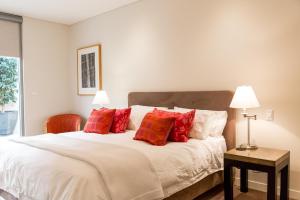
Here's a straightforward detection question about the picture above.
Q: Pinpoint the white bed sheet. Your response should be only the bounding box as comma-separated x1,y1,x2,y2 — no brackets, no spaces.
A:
62,131,227,198
0,131,226,199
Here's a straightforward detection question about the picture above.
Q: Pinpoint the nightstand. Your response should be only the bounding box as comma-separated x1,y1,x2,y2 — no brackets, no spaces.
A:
224,147,290,200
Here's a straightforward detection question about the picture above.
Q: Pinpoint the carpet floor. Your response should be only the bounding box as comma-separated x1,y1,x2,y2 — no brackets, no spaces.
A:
0,186,295,200
195,185,295,200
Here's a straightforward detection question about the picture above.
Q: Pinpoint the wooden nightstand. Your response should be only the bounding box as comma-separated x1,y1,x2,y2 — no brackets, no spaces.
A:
224,147,290,200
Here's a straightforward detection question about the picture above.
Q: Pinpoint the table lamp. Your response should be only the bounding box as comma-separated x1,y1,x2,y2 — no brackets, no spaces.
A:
230,86,260,150
92,90,110,107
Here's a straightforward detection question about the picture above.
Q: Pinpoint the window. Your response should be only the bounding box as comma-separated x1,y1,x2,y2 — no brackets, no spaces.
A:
0,12,23,137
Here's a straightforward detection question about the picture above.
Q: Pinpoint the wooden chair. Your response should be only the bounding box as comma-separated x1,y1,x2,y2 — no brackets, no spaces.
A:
44,114,82,134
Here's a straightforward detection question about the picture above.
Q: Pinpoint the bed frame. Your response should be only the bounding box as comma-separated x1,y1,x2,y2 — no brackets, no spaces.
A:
0,91,235,200
128,91,236,200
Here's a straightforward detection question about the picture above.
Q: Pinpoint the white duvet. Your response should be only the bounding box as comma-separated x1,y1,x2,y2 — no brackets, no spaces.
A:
0,131,226,200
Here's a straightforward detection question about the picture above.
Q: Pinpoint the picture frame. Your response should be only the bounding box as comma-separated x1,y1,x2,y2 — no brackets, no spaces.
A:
77,44,102,96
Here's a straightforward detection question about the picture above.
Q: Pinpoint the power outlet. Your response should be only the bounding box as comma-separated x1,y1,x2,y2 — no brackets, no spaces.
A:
265,109,274,121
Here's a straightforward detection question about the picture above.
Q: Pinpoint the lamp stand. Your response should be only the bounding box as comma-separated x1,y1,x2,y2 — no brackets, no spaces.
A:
236,111,258,151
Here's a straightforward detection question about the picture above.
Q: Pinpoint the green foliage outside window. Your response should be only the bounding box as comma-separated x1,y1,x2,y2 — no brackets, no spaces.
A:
0,57,18,112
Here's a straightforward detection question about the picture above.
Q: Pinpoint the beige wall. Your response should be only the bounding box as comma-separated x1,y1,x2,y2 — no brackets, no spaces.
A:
68,0,300,196
23,17,72,135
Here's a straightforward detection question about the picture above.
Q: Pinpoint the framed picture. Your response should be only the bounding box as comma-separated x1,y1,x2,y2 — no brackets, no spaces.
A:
77,44,102,95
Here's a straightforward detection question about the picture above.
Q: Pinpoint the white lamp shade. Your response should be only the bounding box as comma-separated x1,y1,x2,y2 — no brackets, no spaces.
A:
230,86,260,109
92,90,110,105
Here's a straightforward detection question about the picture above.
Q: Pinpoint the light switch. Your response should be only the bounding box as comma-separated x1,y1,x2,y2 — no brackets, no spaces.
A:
265,109,274,121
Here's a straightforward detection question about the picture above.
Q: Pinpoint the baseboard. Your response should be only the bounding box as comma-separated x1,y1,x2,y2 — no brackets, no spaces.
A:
235,177,300,199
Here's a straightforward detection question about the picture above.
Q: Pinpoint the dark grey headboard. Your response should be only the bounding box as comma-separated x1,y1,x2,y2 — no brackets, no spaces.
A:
128,91,236,150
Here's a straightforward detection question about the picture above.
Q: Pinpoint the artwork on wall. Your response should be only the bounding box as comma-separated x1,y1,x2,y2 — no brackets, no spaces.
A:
77,44,102,95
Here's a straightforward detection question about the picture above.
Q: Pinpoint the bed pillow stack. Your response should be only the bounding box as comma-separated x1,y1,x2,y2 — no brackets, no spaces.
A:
84,105,228,145
133,107,195,145
84,107,131,134
130,105,227,145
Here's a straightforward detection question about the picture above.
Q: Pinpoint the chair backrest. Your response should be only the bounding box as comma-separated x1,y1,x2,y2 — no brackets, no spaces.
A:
44,114,82,134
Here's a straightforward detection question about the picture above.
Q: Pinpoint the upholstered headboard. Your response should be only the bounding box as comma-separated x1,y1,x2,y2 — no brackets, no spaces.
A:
128,91,236,150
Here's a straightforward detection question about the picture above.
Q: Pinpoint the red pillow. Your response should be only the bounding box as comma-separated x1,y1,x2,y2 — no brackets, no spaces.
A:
84,108,116,134
134,112,175,146
153,109,195,142
110,108,132,133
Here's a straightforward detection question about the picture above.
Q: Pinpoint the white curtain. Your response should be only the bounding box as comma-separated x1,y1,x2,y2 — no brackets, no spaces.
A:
0,15,21,58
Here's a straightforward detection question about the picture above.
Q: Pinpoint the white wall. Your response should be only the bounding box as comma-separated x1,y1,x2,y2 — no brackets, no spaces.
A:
23,17,72,135
68,0,300,197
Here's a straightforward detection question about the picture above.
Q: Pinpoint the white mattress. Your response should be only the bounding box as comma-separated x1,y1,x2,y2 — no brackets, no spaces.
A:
62,131,227,198
0,131,226,199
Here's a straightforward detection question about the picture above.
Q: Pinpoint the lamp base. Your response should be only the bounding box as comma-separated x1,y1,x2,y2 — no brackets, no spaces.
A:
236,144,258,151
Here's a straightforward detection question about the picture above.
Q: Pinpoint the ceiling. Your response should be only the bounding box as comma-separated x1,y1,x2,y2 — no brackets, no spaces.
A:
0,0,140,25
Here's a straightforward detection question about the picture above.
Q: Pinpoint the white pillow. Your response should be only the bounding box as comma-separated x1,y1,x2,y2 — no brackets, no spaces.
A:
174,107,228,139
128,105,169,130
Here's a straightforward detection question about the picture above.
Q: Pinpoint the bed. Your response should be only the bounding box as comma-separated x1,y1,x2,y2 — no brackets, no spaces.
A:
0,91,236,200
